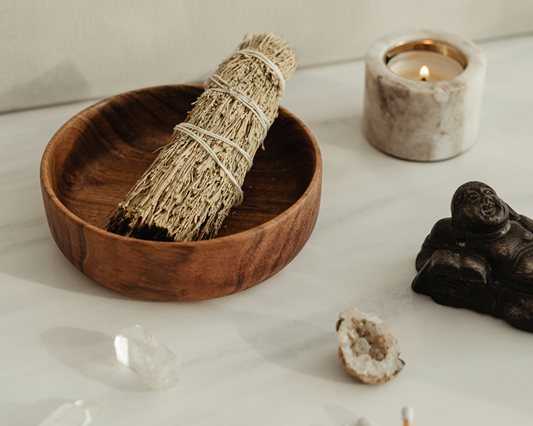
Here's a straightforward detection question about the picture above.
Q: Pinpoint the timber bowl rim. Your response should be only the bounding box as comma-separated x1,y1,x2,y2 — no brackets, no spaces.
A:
40,83,322,250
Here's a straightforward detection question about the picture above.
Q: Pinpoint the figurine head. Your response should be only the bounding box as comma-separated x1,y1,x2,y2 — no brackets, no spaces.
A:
451,181,509,239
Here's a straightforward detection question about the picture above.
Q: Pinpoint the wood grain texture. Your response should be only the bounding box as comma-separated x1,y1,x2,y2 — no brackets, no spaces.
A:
40,85,322,301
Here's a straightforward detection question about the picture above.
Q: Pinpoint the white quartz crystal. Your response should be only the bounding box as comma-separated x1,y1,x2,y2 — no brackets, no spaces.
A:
114,325,179,390
355,336,371,354
337,308,405,384
38,400,101,426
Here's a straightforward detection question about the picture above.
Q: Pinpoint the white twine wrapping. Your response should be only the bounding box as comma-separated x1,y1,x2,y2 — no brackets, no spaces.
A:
236,48,286,94
176,48,286,204
174,122,248,204
206,74,271,138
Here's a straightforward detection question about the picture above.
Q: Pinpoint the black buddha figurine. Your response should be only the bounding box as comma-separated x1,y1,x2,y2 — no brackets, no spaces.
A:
412,181,533,332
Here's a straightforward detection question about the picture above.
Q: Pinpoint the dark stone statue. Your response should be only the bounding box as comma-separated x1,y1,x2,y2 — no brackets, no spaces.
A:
412,181,533,332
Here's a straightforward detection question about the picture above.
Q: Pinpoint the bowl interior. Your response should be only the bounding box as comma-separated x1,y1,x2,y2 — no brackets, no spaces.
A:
49,85,316,238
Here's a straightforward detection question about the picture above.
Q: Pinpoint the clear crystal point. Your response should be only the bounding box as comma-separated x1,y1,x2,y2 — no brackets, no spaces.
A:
38,400,101,426
114,325,179,390
355,337,371,354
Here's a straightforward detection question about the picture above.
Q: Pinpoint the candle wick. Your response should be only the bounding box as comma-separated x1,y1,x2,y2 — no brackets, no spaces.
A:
421,77,426,82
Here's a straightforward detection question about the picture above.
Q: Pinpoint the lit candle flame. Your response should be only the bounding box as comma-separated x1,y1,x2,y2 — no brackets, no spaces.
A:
420,65,429,81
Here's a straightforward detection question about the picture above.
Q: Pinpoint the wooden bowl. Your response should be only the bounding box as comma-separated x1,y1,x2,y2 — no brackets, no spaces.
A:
40,85,322,301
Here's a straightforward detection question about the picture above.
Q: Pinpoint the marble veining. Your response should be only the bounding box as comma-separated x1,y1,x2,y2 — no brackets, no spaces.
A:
1,35,533,426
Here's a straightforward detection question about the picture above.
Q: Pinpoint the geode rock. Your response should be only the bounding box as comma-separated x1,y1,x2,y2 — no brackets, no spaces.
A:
412,181,533,332
337,308,404,384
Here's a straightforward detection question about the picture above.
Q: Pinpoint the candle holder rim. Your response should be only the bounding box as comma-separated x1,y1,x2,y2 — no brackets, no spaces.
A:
384,39,468,69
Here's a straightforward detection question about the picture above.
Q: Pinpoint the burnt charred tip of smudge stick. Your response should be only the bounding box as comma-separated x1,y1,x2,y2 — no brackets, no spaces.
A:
130,224,175,242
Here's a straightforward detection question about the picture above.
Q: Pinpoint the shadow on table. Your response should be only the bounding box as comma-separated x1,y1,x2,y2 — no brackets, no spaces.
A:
41,326,150,392
0,229,127,301
309,115,375,154
0,399,68,426
406,316,533,416
230,309,359,385
308,404,361,426
0,162,126,300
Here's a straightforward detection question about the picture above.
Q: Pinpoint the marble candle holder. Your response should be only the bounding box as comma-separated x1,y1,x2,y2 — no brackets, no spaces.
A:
363,30,486,161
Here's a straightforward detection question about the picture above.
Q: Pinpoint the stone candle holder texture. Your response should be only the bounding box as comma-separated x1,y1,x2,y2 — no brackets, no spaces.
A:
363,30,487,161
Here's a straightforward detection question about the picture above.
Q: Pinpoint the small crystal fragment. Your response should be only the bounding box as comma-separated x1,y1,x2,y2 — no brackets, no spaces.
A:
337,308,405,384
38,400,101,426
355,337,371,354
114,325,179,390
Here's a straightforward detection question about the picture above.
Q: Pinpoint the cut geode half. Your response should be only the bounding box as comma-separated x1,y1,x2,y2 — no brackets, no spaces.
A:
336,308,404,384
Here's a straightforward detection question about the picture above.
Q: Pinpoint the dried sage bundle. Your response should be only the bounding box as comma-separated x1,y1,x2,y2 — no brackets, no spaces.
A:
106,32,297,242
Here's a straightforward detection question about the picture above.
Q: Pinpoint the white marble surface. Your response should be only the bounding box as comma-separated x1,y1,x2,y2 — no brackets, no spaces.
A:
1,34,533,426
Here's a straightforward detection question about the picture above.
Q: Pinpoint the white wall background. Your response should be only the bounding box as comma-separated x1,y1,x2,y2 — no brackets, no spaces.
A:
2,0,533,113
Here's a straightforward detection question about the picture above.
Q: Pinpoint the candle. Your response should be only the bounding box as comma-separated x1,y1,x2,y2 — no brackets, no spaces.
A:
386,40,466,82
363,30,486,161
388,51,464,82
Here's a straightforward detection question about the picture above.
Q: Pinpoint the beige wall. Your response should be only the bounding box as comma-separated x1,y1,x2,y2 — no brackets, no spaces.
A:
2,0,533,113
